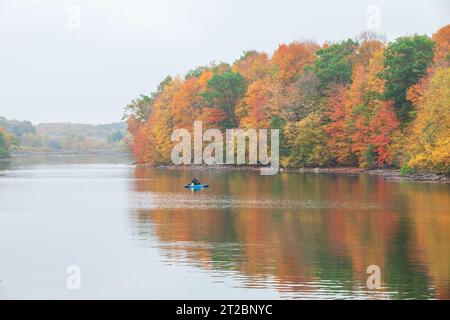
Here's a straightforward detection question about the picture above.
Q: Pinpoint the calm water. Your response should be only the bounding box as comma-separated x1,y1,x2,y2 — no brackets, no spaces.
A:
0,156,449,299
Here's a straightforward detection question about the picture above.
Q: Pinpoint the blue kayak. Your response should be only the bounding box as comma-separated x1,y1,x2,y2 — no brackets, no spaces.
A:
184,184,209,189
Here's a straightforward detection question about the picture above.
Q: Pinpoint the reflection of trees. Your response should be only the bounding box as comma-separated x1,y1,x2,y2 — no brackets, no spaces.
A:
407,184,450,299
130,167,450,299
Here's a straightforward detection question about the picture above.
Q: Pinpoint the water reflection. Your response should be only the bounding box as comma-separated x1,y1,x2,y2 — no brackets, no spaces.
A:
128,167,450,299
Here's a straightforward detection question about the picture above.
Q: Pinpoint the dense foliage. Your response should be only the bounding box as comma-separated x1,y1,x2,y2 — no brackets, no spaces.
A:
125,25,450,174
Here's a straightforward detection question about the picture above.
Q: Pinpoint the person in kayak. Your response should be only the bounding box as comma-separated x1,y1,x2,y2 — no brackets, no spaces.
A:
191,177,201,185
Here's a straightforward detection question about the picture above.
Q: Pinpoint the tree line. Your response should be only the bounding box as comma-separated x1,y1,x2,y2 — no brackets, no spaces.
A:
124,25,449,174
0,117,127,155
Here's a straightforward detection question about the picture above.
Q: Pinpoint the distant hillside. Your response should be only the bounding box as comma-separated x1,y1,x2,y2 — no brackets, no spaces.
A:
36,122,127,139
0,116,35,139
0,117,128,154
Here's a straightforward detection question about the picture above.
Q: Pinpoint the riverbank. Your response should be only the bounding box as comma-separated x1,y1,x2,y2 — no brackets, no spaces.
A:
151,164,449,183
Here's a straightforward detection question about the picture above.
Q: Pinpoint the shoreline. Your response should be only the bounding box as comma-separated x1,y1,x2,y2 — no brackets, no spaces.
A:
150,164,449,183
2,154,448,183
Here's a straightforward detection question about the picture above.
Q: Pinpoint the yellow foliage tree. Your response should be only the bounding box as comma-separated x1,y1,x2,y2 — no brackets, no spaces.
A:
407,67,450,174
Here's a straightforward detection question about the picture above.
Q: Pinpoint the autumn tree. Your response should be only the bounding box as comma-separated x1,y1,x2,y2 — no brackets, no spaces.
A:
233,51,272,128
284,112,332,167
267,42,321,125
345,39,389,167
280,71,323,122
123,76,173,164
431,25,450,68
127,117,152,164
233,51,270,82
324,84,355,165
236,79,271,128
272,42,319,85
368,101,399,167
171,77,204,128
406,67,450,174
148,78,181,164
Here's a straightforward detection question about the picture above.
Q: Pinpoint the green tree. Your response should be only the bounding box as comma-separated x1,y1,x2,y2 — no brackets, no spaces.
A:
382,35,434,123
123,95,152,123
201,71,247,127
123,76,173,122
313,39,358,90
185,66,208,79
235,50,259,63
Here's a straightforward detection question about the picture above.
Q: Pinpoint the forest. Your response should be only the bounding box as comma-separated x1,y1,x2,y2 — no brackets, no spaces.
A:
0,116,126,156
121,26,446,174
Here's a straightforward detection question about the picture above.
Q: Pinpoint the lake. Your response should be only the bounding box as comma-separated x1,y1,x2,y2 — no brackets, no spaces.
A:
0,155,449,299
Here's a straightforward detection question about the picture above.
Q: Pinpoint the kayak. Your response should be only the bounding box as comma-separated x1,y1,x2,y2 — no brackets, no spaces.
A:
184,184,209,189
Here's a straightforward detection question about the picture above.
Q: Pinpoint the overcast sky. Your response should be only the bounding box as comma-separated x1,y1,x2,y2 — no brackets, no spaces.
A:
0,0,448,124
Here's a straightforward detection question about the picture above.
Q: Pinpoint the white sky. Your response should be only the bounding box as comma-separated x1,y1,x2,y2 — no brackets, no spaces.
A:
0,0,449,124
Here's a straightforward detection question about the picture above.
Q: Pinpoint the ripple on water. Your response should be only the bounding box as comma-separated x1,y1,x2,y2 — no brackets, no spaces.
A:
129,192,381,210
